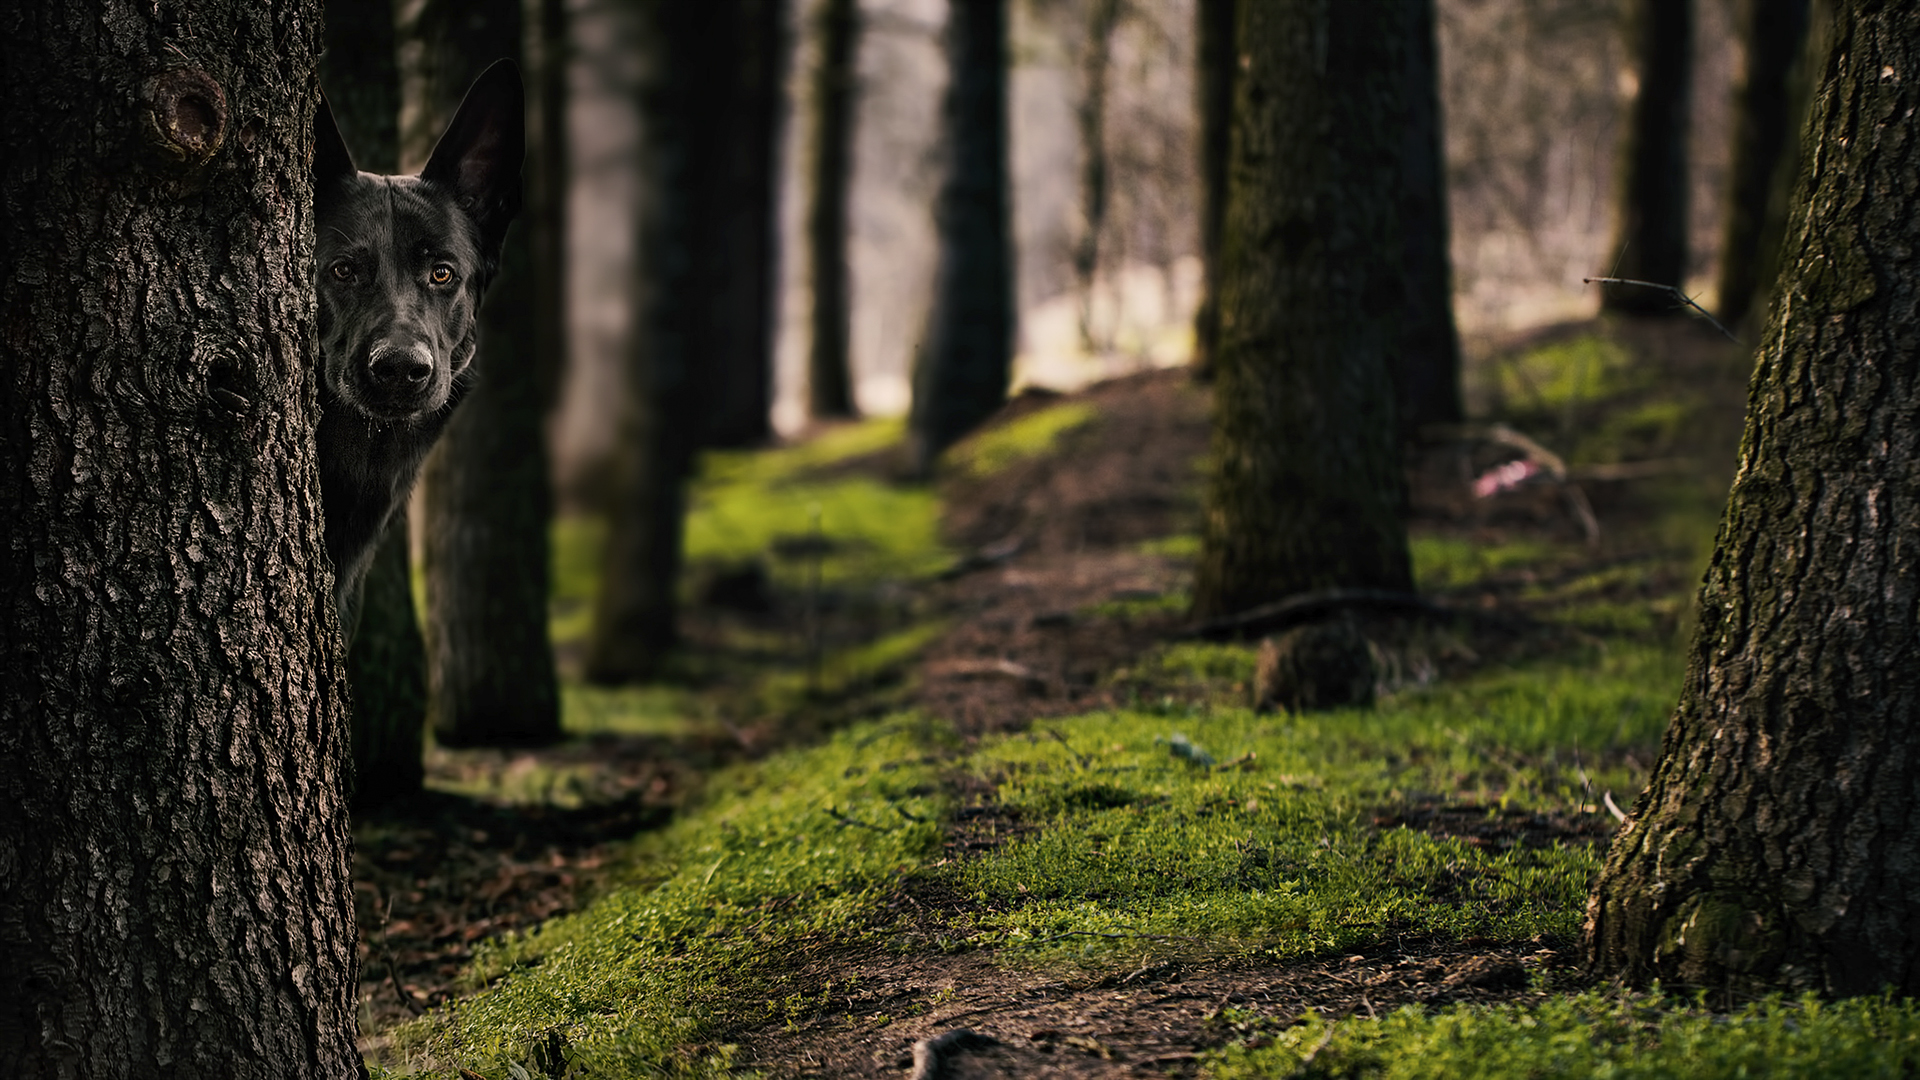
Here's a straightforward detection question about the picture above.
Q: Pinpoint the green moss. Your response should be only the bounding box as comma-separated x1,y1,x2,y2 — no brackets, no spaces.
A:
1409,535,1562,592
946,401,1097,478
1495,335,1639,413
1207,992,1920,1079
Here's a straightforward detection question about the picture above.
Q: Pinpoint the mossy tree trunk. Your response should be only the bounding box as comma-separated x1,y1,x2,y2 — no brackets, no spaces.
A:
404,0,561,746
1189,0,1234,382
585,0,697,681
1189,0,1414,620
1714,0,1811,332
324,0,430,807
908,0,1014,475
806,0,861,421
687,0,786,450
0,2,363,1074
1600,0,1695,315
1394,0,1462,435
1587,0,1920,997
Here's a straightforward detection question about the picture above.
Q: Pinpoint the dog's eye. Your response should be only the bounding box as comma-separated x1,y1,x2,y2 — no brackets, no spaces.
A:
430,265,454,286
329,261,354,282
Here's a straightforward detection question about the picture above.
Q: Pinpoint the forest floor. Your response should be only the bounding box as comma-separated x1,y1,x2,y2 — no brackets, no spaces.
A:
355,314,1783,1078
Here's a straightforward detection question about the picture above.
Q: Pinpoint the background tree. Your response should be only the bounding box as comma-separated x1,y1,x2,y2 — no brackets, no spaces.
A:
1587,0,1920,997
688,0,787,450
1189,0,1234,382
0,2,362,1073
1189,0,1415,620
1714,0,1811,332
1072,0,1125,355
908,0,1015,474
806,0,862,421
324,0,430,807
1600,0,1695,315
403,0,561,745
1394,0,1463,435
585,0,698,681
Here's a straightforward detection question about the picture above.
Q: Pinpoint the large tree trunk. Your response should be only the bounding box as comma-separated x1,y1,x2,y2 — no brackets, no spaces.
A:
585,0,697,681
1714,0,1811,333
1587,0,1920,997
404,0,561,746
908,0,1014,475
324,0,430,807
1394,0,1463,435
0,3,363,1075
1189,0,1234,383
1189,0,1414,620
687,0,786,450
1600,0,1695,315
806,0,861,421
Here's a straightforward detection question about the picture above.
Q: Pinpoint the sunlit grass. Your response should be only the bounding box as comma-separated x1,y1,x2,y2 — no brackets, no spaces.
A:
945,400,1096,478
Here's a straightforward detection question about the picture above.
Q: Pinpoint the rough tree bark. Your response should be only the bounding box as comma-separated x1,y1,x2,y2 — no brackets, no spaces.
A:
687,0,786,450
1600,0,1695,315
1587,0,1920,997
585,0,697,681
1189,0,1414,620
1394,0,1463,435
324,0,430,807
0,2,363,1076
908,0,1014,475
403,0,561,745
806,0,861,421
1189,0,1234,382
1715,0,1811,332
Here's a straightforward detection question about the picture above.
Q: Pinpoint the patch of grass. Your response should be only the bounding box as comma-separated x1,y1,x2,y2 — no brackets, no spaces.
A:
1494,335,1640,415
383,715,953,1077
1206,991,1920,1079
946,401,1097,478
1136,532,1202,559
1409,535,1563,593
752,619,951,716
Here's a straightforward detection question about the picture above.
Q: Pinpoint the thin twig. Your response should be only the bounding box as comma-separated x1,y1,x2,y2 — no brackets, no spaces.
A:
1603,790,1629,823
1045,727,1092,769
1584,276,1741,343
826,805,892,831
1029,929,1203,944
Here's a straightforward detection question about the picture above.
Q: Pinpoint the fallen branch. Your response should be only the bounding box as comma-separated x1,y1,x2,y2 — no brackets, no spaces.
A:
1583,276,1741,343
1179,587,1476,641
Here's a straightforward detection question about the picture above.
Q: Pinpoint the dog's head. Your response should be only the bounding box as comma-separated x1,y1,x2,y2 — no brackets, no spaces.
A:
313,60,523,422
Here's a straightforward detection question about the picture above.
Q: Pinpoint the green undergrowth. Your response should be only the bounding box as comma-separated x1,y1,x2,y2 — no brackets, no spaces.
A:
386,715,954,1076
945,399,1096,477
1206,991,1920,1079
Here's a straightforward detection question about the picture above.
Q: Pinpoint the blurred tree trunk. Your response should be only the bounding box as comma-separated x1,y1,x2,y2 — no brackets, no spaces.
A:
908,0,1014,474
0,2,363,1073
325,0,430,807
404,0,561,746
1073,0,1123,355
1189,0,1414,620
1714,0,1811,332
688,0,786,449
1588,0,1920,997
1600,0,1694,315
807,0,861,420
1189,0,1234,382
1394,0,1462,435
585,0,697,681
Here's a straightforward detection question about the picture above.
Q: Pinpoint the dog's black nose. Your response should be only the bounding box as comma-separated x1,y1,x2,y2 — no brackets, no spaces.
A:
368,345,433,390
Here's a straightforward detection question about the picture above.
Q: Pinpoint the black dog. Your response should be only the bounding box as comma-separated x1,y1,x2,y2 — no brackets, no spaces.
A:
312,60,523,631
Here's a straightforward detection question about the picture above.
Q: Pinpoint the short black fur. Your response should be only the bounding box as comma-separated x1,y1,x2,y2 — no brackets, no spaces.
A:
313,60,523,631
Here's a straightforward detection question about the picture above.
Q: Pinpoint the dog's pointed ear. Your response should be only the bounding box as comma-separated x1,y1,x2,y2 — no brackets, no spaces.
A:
419,58,524,257
315,91,357,187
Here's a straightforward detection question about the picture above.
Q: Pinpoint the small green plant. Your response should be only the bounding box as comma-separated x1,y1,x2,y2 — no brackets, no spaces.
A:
946,401,1097,478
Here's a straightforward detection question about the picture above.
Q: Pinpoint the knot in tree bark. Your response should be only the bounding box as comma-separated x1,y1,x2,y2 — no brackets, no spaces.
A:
141,68,228,168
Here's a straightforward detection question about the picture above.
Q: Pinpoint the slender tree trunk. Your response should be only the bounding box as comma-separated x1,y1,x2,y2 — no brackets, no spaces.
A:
1394,0,1463,435
1074,0,1124,355
1714,0,1811,332
908,0,1014,475
324,0,430,807
403,0,561,746
1189,0,1414,620
1189,0,1234,382
1587,0,1920,997
688,0,786,449
1601,0,1695,315
807,0,861,420
585,0,696,681
0,3,363,1075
